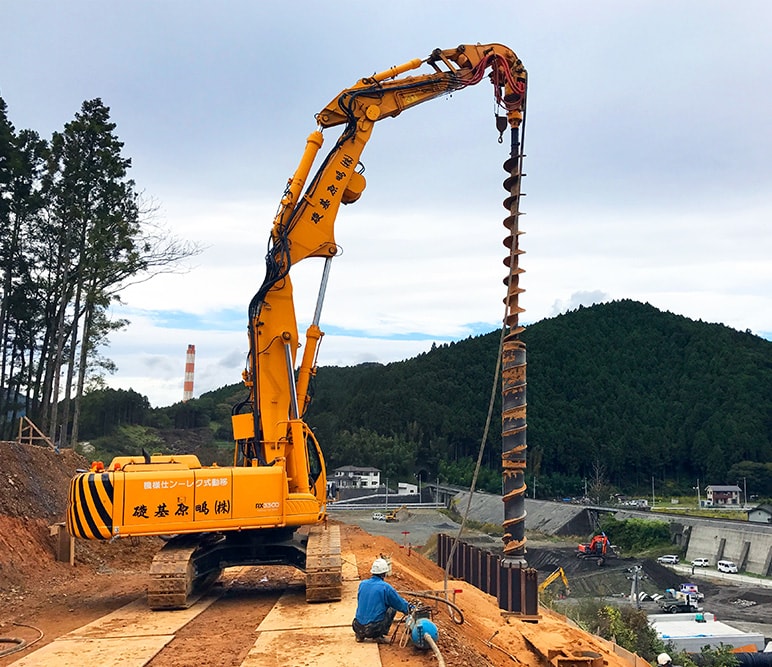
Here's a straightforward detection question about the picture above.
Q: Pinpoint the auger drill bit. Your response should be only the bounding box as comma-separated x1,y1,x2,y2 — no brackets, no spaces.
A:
501,124,527,564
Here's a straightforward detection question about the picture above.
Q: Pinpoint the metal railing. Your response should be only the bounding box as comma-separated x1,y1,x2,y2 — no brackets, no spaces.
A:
327,502,445,511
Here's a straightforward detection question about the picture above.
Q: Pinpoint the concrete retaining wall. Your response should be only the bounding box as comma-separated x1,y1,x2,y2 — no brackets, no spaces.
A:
452,493,593,537
685,523,772,575
614,510,772,576
452,492,772,576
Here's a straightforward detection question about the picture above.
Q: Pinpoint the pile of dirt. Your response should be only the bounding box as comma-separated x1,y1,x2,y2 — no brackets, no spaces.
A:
0,442,641,667
0,441,87,519
0,441,159,617
2,441,768,666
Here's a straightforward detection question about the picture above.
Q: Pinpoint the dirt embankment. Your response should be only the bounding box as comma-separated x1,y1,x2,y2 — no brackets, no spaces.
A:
0,442,628,667
1,440,770,666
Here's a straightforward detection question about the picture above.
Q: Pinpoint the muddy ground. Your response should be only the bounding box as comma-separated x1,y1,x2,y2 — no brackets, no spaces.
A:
1,441,770,666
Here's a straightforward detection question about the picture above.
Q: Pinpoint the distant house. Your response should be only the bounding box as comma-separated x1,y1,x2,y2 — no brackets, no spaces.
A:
748,504,772,524
331,465,381,490
705,485,741,506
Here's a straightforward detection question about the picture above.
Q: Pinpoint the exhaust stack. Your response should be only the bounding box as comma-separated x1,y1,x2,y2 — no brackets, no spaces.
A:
183,344,196,402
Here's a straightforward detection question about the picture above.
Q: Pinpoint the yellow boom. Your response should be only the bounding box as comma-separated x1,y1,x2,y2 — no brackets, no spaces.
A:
538,567,570,596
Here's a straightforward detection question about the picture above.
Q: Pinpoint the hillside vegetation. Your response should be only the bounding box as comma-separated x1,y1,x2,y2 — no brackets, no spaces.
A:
75,300,772,500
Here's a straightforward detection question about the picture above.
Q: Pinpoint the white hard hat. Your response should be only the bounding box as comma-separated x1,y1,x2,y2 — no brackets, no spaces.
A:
371,558,390,575
657,653,672,665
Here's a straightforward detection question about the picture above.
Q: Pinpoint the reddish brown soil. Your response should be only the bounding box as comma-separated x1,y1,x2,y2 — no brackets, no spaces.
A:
0,441,637,667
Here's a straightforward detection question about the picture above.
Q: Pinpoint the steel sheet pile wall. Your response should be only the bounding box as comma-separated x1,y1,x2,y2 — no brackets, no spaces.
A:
437,533,538,615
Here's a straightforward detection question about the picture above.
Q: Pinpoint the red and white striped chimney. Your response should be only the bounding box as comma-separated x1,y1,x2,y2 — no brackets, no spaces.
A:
183,344,196,402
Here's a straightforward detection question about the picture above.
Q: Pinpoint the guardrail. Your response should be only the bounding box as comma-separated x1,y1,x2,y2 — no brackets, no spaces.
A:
326,502,445,511
670,563,772,588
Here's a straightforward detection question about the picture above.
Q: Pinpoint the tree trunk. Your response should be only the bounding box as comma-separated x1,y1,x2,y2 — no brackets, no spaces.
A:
60,275,84,446
71,295,94,446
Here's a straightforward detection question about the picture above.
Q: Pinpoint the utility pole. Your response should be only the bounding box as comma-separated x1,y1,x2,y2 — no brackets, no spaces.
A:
385,478,389,510
651,475,655,508
627,565,644,610
743,477,747,507
695,478,701,509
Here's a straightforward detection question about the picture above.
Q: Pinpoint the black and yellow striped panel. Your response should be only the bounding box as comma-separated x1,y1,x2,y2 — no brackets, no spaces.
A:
66,472,114,540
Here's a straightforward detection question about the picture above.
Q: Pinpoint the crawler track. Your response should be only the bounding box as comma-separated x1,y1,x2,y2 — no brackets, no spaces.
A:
305,524,342,602
146,524,343,610
147,534,224,610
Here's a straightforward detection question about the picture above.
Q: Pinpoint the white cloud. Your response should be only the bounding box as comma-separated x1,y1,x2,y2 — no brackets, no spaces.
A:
2,1,770,408
549,292,610,317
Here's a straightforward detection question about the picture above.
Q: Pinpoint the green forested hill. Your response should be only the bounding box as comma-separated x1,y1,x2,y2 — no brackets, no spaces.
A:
301,300,771,498
520,301,770,495
82,300,771,500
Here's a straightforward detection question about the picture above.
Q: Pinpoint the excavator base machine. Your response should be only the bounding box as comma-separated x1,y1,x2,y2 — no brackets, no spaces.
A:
538,567,570,598
68,453,341,609
146,524,341,609
576,533,615,566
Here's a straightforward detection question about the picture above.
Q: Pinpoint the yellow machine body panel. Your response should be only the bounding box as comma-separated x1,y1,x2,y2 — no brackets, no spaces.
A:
67,455,324,539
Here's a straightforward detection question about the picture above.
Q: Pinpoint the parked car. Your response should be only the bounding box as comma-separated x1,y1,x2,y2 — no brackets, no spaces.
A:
717,559,738,573
371,512,386,521
691,557,710,567
657,555,679,565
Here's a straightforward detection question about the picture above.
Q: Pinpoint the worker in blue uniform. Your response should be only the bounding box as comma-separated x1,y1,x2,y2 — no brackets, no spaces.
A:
352,557,411,643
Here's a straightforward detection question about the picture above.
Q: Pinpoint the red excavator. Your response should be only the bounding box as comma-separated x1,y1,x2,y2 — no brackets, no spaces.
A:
576,533,615,565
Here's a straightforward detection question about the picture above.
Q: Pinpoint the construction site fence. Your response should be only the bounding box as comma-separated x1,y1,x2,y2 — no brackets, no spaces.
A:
603,641,651,667
556,608,651,667
437,532,539,616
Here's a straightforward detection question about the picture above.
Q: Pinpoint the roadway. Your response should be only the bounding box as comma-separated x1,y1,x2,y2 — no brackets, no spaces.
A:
668,562,772,589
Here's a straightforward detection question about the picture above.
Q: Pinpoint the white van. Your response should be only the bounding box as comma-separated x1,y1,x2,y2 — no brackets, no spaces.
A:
717,560,738,573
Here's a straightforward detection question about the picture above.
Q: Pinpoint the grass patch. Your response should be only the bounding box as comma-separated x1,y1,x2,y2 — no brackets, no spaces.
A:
439,507,506,537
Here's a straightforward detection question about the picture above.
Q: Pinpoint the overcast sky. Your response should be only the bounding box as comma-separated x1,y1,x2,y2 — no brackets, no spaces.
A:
2,1,771,408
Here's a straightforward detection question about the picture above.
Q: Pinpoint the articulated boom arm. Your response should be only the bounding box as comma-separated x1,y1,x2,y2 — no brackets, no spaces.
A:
538,567,570,595
315,43,526,130
232,44,527,500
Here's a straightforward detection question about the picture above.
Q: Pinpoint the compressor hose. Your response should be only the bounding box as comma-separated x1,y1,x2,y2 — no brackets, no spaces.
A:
424,634,446,667
0,622,44,658
398,590,464,624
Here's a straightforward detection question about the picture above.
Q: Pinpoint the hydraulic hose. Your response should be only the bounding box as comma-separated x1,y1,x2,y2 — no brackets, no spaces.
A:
424,634,446,667
0,622,44,658
398,590,464,624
